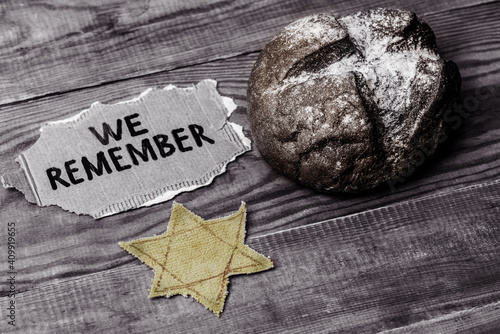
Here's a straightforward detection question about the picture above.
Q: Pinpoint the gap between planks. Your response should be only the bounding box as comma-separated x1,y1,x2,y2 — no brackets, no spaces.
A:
380,299,500,333
0,49,261,110
249,178,500,241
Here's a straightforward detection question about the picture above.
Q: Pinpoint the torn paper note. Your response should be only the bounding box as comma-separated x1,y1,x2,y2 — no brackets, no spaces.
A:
1,80,251,218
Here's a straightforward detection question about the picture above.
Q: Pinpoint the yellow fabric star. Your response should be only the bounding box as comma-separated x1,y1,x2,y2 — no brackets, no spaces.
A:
119,202,273,316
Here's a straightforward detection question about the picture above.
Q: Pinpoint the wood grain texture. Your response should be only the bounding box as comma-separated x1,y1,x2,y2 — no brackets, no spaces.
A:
0,180,499,333
0,79,498,287
382,301,500,333
0,60,498,287
0,0,499,332
0,0,495,105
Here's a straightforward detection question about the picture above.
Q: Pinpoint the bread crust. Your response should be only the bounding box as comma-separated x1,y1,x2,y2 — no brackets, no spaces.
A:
247,8,461,192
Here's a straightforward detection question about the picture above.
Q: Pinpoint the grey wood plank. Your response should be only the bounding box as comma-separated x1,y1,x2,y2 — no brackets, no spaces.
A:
0,179,499,333
0,0,495,105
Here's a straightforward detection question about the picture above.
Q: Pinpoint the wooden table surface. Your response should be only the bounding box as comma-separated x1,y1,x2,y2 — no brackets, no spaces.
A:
1,0,499,333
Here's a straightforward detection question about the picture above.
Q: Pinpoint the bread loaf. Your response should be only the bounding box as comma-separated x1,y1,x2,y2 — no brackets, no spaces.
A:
247,8,461,192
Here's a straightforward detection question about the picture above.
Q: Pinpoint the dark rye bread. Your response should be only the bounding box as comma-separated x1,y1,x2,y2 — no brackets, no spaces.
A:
247,8,461,192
